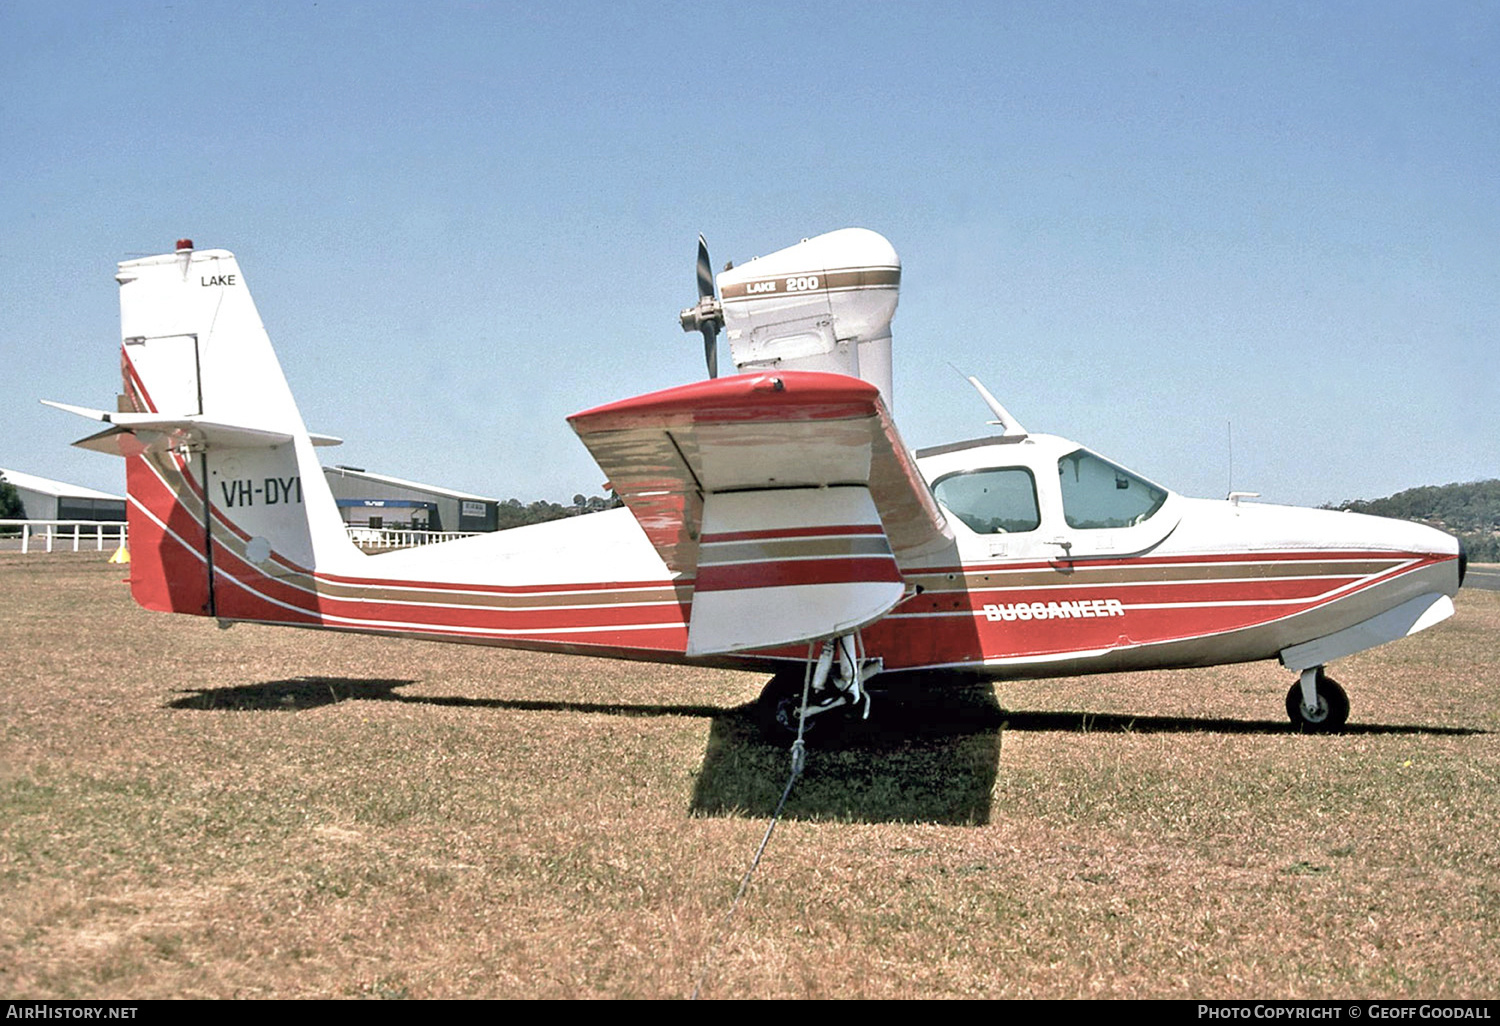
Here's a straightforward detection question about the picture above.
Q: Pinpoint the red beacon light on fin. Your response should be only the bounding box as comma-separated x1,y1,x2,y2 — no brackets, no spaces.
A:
175,239,194,252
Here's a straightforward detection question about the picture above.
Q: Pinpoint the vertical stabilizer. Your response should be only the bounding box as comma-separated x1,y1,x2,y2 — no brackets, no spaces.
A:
109,242,355,618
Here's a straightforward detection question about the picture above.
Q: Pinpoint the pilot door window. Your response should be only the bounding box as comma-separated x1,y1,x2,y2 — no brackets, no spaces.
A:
1057,449,1168,529
932,468,1041,534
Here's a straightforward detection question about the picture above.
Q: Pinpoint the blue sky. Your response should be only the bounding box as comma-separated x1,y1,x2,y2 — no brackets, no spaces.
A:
3,1,1496,508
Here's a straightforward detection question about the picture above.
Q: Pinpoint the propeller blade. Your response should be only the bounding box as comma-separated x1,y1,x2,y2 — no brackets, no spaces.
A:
696,234,715,300
681,234,723,379
703,324,719,379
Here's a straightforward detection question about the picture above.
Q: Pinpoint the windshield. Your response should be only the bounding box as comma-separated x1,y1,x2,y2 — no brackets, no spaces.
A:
1057,449,1168,529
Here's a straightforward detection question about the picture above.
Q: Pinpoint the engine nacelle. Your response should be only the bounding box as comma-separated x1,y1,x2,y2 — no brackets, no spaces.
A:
717,228,900,410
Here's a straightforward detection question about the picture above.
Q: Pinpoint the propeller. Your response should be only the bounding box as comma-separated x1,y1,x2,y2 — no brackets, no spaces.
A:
678,234,725,378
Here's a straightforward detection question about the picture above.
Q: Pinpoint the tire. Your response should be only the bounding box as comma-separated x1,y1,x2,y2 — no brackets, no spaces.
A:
1285,672,1350,732
756,670,823,743
756,669,852,741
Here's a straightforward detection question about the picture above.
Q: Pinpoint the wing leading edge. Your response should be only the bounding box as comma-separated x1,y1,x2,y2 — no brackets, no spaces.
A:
568,371,952,655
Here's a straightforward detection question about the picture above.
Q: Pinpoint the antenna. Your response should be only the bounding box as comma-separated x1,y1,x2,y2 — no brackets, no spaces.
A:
1227,419,1233,496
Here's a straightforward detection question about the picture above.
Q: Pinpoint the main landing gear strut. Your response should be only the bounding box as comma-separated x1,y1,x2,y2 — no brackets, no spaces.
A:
756,632,882,742
1285,666,1350,732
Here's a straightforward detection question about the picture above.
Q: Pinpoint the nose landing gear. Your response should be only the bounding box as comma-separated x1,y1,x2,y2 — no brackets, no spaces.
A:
1286,666,1350,732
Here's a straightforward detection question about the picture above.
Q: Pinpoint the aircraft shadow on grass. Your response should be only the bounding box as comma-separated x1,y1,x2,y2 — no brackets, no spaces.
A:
168,677,1487,827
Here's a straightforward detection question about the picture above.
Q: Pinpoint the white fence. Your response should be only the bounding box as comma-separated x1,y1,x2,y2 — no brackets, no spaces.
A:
0,520,484,555
0,519,128,553
346,526,481,550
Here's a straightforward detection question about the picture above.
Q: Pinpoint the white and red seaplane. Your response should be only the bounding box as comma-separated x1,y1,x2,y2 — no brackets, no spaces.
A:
47,229,1464,737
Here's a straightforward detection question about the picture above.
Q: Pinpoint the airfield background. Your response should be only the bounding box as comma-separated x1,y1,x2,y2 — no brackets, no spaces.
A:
323,464,499,533
0,467,125,522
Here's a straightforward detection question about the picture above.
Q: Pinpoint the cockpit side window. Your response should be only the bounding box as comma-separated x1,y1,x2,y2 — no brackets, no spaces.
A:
933,468,1041,534
1057,449,1167,529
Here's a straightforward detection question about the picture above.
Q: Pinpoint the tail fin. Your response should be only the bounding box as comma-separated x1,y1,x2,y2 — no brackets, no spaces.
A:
55,242,355,618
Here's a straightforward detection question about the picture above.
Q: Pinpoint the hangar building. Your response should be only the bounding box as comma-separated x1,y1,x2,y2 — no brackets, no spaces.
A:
322,466,499,533
0,468,126,521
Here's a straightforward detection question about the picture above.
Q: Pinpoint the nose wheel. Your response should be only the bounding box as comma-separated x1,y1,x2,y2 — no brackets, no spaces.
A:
1285,667,1349,732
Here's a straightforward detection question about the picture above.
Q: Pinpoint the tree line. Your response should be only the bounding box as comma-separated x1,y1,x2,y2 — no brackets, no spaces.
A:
493,491,622,531
1324,479,1500,562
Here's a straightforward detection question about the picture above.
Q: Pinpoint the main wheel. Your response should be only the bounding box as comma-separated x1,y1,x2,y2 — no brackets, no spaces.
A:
756,670,818,742
1285,671,1350,732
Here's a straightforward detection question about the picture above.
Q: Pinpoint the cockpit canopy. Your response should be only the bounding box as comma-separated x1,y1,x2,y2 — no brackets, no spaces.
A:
927,439,1173,540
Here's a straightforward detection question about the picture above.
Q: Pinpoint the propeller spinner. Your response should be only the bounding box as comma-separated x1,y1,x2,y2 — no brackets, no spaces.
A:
678,234,725,378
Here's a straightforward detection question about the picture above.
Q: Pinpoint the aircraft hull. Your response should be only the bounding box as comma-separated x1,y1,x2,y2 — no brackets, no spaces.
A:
128,441,1459,683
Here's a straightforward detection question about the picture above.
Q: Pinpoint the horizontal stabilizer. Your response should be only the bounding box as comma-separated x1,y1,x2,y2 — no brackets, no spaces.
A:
45,399,340,453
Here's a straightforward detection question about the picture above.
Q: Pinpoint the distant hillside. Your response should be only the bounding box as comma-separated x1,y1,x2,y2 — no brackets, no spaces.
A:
1325,480,1500,562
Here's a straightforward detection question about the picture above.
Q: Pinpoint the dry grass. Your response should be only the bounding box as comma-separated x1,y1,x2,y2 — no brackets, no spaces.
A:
1,552,1497,999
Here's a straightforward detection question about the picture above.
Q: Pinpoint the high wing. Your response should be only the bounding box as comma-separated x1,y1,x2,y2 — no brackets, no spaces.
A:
568,371,953,656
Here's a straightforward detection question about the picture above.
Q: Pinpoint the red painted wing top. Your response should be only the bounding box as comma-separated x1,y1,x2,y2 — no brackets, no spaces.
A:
568,371,952,576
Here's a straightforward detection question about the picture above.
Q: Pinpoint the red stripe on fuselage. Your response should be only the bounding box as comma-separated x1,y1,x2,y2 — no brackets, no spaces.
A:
694,556,903,592
209,537,689,632
700,524,886,544
915,550,1434,577
903,575,1370,612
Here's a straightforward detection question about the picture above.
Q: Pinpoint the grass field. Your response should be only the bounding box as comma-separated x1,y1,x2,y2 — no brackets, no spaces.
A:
2,553,1497,999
